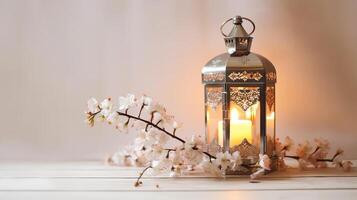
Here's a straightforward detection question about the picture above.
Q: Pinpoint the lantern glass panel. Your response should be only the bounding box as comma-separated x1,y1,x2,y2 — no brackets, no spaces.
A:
266,86,276,156
205,86,223,146
228,86,261,150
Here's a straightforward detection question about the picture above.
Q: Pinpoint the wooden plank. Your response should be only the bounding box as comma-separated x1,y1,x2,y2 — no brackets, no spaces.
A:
0,177,357,191
0,167,356,178
1,190,357,200
1,160,355,170
0,161,356,178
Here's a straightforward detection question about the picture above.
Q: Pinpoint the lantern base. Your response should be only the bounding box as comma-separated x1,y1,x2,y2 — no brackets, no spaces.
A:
226,156,278,175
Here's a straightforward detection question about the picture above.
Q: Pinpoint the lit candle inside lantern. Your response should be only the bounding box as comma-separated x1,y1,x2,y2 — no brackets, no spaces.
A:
218,108,253,147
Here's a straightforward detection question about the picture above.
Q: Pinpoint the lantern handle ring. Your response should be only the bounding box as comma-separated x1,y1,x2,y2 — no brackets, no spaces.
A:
220,16,256,37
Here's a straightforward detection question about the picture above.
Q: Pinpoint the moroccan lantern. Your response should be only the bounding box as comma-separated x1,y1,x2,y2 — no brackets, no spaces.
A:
202,16,277,173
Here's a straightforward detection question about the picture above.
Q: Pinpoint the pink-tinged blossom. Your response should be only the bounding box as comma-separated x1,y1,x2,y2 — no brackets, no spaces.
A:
259,154,271,170
213,152,232,171
87,98,99,113
118,94,136,110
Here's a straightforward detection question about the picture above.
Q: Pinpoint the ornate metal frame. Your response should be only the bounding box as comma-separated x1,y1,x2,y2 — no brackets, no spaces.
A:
229,71,263,82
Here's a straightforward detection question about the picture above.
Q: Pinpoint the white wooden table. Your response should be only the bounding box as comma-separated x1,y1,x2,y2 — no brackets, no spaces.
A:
0,161,356,200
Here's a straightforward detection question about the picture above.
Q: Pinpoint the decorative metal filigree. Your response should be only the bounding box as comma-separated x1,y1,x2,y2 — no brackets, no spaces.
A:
206,87,223,109
229,71,263,82
203,72,225,82
231,139,259,162
266,86,275,111
230,87,260,111
266,72,276,81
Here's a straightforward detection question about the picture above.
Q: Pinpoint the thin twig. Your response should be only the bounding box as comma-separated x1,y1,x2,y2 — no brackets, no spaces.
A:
310,146,320,156
166,149,175,158
284,150,342,162
155,119,162,126
134,166,152,187
117,111,186,143
138,103,145,118
284,155,299,160
173,128,177,136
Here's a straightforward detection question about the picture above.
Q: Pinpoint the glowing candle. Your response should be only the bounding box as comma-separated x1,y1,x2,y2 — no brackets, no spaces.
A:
218,108,252,147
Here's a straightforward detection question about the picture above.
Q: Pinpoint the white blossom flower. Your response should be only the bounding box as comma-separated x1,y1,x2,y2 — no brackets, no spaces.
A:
250,168,265,180
87,98,99,113
145,129,159,146
118,94,136,111
109,151,131,166
147,102,166,114
169,149,185,177
140,95,152,107
206,140,221,157
154,112,174,126
182,147,203,165
151,158,173,174
134,131,147,149
130,151,148,167
99,98,113,117
147,102,174,125
144,144,165,160
231,151,243,171
154,131,170,145
296,141,312,159
171,149,183,165
185,135,205,151
275,138,287,159
134,129,169,151
213,152,232,171
341,161,353,172
147,129,170,146
108,146,135,166
259,154,271,170
201,160,223,177
277,157,287,171
131,120,147,131
172,121,183,129
170,166,183,177
314,138,330,151
106,112,119,124
283,136,294,151
298,158,309,170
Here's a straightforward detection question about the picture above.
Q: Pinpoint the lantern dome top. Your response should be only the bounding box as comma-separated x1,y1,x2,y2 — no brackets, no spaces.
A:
202,16,276,84
221,16,256,56
223,16,252,38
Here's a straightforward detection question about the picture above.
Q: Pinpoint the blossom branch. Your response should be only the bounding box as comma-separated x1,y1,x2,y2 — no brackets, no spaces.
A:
116,110,216,159
87,104,217,160
284,149,343,163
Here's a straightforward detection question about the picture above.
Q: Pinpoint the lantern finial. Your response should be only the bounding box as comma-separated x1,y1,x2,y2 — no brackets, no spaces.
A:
220,16,255,56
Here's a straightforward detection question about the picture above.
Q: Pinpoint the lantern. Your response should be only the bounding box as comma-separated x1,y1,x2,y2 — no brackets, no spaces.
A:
202,16,277,173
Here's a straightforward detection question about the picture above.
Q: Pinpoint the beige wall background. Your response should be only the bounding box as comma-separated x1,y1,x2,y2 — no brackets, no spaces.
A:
0,0,356,160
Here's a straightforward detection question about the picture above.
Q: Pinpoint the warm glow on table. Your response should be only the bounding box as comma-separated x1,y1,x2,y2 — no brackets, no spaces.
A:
218,108,253,147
